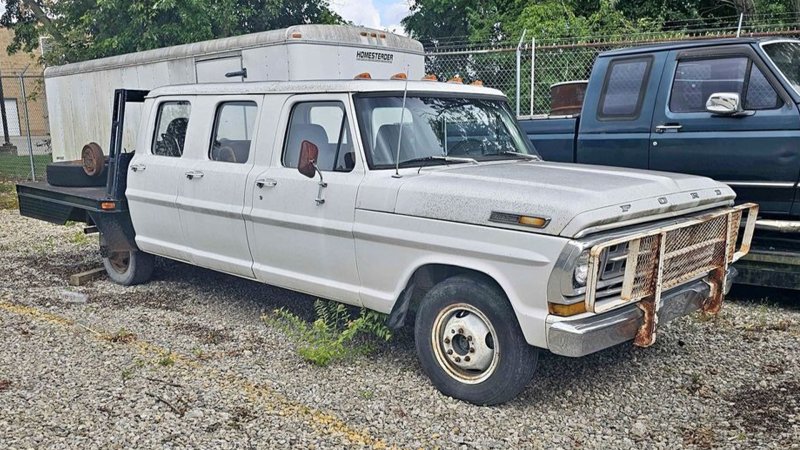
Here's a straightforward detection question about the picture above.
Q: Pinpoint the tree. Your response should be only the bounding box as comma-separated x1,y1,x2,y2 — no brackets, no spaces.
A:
1,0,344,65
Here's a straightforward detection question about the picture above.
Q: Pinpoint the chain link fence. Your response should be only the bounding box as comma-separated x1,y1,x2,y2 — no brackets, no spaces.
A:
0,74,50,182
423,16,800,117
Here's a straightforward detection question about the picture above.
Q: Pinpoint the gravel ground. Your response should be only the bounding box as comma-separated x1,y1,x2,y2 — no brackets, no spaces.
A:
1,208,799,449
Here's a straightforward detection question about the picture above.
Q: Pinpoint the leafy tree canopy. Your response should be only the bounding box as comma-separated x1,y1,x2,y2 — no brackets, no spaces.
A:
1,0,344,65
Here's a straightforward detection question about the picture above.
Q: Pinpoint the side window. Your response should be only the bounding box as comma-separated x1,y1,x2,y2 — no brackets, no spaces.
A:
283,101,354,172
152,101,191,157
670,57,747,113
598,57,651,119
209,102,258,164
745,64,781,110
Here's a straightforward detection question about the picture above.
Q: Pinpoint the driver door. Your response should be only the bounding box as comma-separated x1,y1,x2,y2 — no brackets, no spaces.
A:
649,48,800,215
246,94,365,305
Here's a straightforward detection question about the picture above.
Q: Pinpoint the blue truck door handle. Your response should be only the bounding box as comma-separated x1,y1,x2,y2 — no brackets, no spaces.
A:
655,124,683,133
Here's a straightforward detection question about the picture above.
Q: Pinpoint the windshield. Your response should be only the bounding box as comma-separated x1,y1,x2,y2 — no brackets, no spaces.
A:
762,41,800,95
354,94,538,169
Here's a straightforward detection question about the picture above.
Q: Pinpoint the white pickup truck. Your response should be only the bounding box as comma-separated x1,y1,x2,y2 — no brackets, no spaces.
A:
17,80,757,405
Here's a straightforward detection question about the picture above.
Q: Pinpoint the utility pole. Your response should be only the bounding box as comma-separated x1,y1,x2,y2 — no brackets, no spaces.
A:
0,70,18,154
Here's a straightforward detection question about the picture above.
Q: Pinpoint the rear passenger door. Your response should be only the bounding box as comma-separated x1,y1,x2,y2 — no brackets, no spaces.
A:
649,47,800,215
127,97,193,262
576,53,665,169
177,96,262,278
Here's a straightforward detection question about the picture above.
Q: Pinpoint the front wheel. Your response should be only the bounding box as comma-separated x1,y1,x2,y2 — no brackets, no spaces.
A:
414,275,538,405
102,248,155,286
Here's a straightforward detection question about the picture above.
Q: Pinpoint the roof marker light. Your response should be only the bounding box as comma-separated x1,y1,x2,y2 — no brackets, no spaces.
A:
421,74,438,81
447,75,463,84
290,32,302,38
390,73,407,80
470,80,484,86
354,72,372,80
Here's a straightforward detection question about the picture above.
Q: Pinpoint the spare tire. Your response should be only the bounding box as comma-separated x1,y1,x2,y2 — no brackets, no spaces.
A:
81,142,106,177
46,161,107,187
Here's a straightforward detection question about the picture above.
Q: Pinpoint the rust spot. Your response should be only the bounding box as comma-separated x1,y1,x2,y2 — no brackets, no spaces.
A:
634,296,658,347
702,267,725,315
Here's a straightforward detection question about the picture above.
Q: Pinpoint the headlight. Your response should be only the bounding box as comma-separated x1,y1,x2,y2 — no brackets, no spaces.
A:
573,251,589,286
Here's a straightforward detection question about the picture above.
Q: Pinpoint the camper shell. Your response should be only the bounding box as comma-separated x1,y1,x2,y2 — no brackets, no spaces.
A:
44,24,425,161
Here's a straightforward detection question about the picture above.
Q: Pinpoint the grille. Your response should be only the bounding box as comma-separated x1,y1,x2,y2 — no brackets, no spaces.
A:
584,204,757,314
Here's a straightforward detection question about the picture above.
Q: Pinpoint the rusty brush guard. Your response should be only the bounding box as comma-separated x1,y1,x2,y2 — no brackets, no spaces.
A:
583,203,759,347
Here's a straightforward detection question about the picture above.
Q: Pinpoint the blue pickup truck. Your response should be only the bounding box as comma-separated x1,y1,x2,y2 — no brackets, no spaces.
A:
521,37,800,289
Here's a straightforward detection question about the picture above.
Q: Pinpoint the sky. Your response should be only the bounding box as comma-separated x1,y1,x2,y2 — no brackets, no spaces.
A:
328,0,411,35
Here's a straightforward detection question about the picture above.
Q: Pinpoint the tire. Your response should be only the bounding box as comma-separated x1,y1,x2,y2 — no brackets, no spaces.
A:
414,274,539,405
102,248,155,286
81,142,106,177
46,161,107,187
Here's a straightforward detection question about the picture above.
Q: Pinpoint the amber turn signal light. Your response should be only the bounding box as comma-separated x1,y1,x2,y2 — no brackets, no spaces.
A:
548,302,587,317
100,201,116,210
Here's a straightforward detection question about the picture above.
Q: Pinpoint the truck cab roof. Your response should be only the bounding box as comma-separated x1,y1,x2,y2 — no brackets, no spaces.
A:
146,79,508,98
599,37,782,58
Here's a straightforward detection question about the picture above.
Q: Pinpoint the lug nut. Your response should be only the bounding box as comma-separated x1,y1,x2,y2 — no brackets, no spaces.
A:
458,328,464,334
444,337,450,344
447,349,453,355
451,329,455,334
469,348,475,353
467,336,473,341
454,357,461,362
465,356,470,362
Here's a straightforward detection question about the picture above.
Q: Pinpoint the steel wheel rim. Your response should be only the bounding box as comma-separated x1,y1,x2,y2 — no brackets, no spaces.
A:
108,251,130,274
431,303,499,384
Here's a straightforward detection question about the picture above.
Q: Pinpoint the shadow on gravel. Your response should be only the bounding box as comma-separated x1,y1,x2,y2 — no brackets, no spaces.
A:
727,285,800,311
729,380,800,434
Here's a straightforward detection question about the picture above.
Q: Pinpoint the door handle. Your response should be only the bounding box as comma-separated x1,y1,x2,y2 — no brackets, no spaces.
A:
130,164,146,172
185,170,204,180
655,124,683,133
256,178,277,188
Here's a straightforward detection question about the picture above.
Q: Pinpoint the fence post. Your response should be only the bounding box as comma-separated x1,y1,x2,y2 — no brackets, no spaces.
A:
515,29,527,116
20,65,36,181
530,37,535,116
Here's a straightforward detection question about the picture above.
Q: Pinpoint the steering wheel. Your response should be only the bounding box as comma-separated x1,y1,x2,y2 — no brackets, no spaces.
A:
449,138,487,156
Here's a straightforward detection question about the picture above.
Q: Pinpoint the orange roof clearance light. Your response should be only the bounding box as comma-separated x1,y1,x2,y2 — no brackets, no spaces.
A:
447,75,463,84
390,73,408,80
421,74,438,81
354,72,372,80
379,33,387,38
290,32,302,38
360,31,368,36
470,80,484,86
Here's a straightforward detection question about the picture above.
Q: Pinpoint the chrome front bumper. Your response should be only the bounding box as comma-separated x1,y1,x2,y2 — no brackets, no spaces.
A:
547,268,736,357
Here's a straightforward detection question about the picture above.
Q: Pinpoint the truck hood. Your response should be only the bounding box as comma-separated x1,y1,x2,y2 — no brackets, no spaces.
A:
388,160,735,237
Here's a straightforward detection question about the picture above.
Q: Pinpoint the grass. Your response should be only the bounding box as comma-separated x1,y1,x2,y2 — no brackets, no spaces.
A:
0,182,17,210
264,300,393,366
0,153,51,181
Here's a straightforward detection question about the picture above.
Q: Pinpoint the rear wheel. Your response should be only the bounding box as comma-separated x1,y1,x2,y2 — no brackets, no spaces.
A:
81,142,106,177
102,248,154,286
414,275,538,405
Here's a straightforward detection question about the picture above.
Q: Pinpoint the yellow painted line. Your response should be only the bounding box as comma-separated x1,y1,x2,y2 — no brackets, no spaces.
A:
0,298,390,448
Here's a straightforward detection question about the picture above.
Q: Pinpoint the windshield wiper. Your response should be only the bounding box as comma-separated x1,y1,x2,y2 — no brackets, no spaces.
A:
398,155,478,168
500,151,540,161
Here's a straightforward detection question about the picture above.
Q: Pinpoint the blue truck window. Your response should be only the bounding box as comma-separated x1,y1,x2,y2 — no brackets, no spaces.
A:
745,65,780,109
597,57,651,120
670,57,780,112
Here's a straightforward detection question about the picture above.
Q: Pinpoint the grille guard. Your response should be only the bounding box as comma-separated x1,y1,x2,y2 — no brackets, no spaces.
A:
583,204,758,333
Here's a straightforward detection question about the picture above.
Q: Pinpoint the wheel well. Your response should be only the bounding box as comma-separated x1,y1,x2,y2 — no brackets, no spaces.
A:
387,264,505,329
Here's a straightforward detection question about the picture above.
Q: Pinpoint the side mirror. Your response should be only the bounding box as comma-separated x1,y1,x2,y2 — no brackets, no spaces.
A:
298,140,319,178
705,92,742,116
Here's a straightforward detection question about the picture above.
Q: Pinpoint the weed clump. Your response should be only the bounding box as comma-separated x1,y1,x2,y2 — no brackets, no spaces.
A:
265,300,392,366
